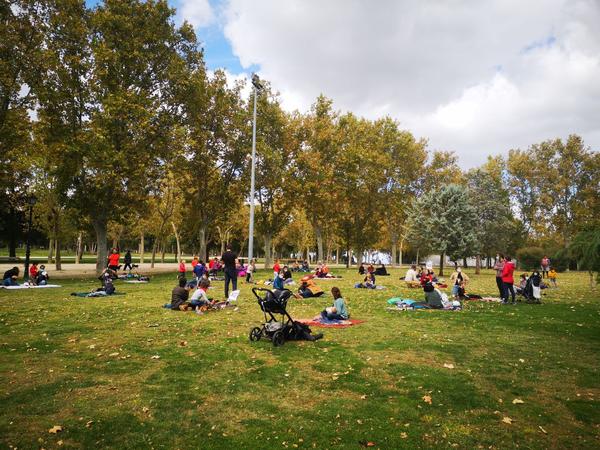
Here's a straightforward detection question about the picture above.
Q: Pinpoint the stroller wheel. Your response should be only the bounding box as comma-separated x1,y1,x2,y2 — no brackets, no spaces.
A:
249,327,262,342
272,330,285,347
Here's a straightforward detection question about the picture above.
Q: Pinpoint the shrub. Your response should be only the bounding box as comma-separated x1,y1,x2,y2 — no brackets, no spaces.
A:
516,247,545,270
551,248,572,272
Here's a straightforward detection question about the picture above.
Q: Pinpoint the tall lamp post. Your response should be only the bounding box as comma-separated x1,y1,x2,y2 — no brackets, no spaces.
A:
24,195,36,281
247,73,263,263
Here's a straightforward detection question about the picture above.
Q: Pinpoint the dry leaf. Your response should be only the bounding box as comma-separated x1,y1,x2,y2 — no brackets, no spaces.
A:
57,440,63,446
86,421,94,428
400,432,408,439
512,398,524,404
502,417,513,424
179,341,187,347
518,358,525,363
443,363,455,369
422,395,432,404
109,352,119,357
539,426,547,434
48,425,63,434
360,395,367,399
151,355,160,360
142,407,149,413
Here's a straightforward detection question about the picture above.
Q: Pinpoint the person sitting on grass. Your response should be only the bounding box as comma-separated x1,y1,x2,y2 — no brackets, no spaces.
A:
3,267,20,286
374,264,389,276
189,279,213,311
548,267,558,287
315,261,330,278
282,265,293,284
516,274,528,296
320,287,349,320
404,264,420,287
170,277,191,311
36,265,50,286
301,260,310,272
295,280,324,298
355,272,376,289
29,263,39,285
358,263,366,275
412,281,444,309
449,267,469,298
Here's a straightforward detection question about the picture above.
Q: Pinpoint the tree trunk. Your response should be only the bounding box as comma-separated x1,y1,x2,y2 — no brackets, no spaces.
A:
151,238,157,268
171,222,181,262
198,227,207,262
416,248,420,265
139,232,145,264
47,238,54,263
55,238,62,271
75,231,83,264
263,233,272,269
463,257,468,268
346,248,351,268
336,247,340,264
391,233,398,267
439,251,445,276
92,218,108,275
399,236,405,267
475,254,481,275
315,225,324,262
160,242,165,263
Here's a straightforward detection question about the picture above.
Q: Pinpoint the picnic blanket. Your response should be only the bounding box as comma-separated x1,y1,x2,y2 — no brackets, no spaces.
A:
386,297,462,311
296,317,365,328
123,280,149,284
70,291,126,297
1,284,62,289
354,284,386,290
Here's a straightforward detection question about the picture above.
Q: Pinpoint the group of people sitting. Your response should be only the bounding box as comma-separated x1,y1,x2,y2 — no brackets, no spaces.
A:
403,264,440,288
358,263,389,276
2,264,50,287
166,277,232,313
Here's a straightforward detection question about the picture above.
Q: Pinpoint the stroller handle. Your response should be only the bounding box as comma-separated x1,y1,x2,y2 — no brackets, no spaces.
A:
251,287,292,301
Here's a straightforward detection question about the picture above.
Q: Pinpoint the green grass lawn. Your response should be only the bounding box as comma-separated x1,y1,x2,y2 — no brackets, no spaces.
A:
1,268,598,449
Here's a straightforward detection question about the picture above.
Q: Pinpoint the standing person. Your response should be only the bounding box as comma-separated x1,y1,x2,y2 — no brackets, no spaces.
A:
107,248,120,272
246,258,256,283
273,259,281,279
540,255,550,278
501,256,516,305
178,259,187,279
191,255,199,269
450,267,469,298
221,245,237,299
493,254,505,299
123,250,133,271
548,267,558,287
193,260,206,283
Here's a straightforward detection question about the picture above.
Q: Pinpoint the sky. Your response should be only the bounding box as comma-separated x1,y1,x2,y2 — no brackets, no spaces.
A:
97,0,600,168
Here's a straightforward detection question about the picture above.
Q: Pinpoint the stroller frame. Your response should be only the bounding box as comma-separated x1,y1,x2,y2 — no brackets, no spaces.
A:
249,287,296,346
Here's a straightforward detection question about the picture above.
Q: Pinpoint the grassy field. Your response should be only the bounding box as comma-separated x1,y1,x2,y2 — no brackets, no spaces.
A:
0,268,598,449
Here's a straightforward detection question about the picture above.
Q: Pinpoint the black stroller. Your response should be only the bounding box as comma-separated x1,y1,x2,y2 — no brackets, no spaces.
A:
249,288,322,346
519,272,542,303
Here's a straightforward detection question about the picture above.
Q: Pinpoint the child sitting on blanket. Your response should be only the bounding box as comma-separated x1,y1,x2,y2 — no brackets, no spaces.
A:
189,279,213,310
321,287,349,320
36,265,50,286
355,272,376,289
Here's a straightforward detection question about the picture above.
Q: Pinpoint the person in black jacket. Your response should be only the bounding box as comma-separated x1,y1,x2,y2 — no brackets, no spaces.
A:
221,246,237,299
123,250,133,271
170,278,191,310
2,267,19,286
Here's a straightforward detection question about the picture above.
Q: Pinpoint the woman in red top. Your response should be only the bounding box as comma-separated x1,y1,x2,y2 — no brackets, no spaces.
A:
178,260,186,279
108,249,120,271
501,256,516,304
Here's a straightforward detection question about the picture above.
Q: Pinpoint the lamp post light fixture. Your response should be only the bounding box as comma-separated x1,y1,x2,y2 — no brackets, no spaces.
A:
247,73,263,263
24,195,37,281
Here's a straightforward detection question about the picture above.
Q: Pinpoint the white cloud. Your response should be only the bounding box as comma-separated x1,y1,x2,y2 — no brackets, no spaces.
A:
221,0,600,167
177,0,214,28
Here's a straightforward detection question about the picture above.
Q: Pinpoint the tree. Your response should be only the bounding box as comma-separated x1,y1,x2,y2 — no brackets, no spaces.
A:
251,86,295,268
295,95,338,262
0,0,44,258
467,166,519,273
569,229,600,288
68,0,201,274
407,184,479,275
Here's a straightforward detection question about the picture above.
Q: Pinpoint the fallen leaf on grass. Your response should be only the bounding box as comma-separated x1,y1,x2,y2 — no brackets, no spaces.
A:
519,358,525,363
360,395,367,399
443,363,455,369
142,407,149,414
400,432,408,439
539,426,547,434
512,399,524,404
358,441,376,447
86,421,94,428
179,341,187,347
151,355,160,360
502,417,514,424
57,440,63,446
109,352,119,357
48,425,63,434
422,395,432,404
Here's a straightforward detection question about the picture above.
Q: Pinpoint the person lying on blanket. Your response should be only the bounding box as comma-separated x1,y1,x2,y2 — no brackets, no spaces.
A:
295,280,324,298
321,287,349,320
